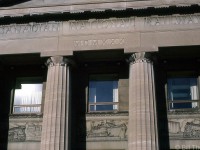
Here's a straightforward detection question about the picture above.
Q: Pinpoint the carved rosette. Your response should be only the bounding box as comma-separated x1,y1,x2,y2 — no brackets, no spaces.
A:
129,52,152,64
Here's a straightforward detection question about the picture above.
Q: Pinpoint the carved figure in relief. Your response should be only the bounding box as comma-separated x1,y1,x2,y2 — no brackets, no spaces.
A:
8,126,26,142
168,119,200,139
183,120,200,138
86,120,127,139
8,122,42,142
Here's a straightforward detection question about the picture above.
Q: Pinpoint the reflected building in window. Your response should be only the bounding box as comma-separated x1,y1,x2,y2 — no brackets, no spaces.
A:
13,84,43,113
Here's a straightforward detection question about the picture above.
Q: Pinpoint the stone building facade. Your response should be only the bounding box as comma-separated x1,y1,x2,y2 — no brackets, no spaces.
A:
0,0,200,150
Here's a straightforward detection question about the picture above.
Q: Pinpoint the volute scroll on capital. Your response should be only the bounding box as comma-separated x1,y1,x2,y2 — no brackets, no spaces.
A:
129,52,152,64
46,56,73,67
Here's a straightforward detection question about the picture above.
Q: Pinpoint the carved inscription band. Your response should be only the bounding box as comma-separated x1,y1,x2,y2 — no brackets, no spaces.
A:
145,14,200,26
0,22,60,35
1,14,200,36
74,38,125,47
69,17,135,30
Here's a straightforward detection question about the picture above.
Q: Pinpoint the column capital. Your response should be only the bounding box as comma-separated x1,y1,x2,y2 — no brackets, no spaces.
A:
129,52,152,64
46,56,73,67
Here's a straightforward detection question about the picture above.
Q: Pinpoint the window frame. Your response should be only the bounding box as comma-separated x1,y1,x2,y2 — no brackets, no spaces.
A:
166,72,200,111
87,74,119,112
11,77,44,114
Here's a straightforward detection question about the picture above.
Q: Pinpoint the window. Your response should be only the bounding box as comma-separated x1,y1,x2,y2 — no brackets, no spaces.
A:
88,74,118,112
167,77,199,110
13,78,43,114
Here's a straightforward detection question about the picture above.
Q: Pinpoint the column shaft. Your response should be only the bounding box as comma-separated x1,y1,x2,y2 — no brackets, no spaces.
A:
40,56,70,150
128,52,158,150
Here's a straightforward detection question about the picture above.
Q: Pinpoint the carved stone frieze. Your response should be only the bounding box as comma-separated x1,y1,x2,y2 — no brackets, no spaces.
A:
8,126,26,142
9,117,42,142
168,118,200,139
9,122,42,142
78,115,128,142
86,120,128,141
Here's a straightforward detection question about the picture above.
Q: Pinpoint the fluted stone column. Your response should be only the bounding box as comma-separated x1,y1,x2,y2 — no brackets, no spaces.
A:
128,52,159,150
40,56,71,150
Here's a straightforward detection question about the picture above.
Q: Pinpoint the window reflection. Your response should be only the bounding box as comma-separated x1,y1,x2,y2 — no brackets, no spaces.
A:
13,84,43,113
89,75,118,112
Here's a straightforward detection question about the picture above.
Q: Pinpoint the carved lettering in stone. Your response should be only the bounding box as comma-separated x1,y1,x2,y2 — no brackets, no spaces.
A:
74,38,125,47
0,22,60,35
144,14,200,26
69,18,135,31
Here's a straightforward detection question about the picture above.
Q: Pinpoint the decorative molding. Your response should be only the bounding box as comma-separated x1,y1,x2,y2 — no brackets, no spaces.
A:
86,112,128,117
9,114,43,119
129,52,152,64
168,110,200,115
46,56,72,67
0,22,60,35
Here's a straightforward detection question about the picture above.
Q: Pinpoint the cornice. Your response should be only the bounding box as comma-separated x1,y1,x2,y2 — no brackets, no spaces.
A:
0,1,199,23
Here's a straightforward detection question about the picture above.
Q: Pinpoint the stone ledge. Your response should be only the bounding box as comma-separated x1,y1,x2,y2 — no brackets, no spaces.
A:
9,113,43,119
86,111,128,117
